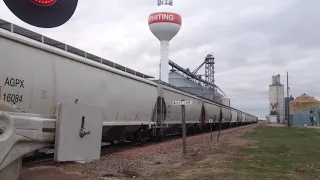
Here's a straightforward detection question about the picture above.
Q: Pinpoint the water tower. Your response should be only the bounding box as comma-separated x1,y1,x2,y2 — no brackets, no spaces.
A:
148,0,182,83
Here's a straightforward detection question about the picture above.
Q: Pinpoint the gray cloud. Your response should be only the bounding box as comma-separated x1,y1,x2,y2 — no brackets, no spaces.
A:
0,0,319,119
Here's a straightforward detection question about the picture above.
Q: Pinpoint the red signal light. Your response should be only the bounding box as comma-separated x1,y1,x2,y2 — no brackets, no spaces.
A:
30,0,57,7
4,0,78,28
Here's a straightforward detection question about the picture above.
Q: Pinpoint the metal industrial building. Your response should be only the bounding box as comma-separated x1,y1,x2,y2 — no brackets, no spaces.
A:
269,74,285,123
169,70,223,103
289,93,320,126
168,54,225,104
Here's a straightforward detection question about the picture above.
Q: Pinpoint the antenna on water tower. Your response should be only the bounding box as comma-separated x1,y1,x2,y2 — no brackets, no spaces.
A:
148,0,182,83
158,0,173,6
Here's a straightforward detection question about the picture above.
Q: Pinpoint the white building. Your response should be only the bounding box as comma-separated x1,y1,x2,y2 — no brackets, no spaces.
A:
269,74,285,123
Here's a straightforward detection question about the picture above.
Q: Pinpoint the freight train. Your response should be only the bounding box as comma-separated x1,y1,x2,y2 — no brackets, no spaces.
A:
0,19,258,145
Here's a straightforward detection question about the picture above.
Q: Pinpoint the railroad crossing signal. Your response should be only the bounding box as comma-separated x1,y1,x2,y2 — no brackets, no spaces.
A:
3,0,78,28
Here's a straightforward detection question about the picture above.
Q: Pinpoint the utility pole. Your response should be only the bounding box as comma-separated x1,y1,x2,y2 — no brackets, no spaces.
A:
286,71,291,127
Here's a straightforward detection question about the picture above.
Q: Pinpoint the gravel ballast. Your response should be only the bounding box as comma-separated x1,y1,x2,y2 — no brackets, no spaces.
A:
54,124,258,179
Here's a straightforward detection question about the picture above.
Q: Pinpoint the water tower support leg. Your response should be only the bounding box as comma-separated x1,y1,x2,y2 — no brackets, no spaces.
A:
160,40,169,83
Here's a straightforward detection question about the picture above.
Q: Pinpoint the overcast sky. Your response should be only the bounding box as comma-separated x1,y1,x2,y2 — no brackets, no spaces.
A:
0,0,318,119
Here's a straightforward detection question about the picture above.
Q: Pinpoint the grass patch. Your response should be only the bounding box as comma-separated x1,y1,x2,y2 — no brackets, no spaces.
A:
227,126,320,179
162,125,320,180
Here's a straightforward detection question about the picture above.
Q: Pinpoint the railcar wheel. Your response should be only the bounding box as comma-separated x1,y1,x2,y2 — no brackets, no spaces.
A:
149,130,156,142
197,124,204,133
136,129,147,144
155,128,163,142
130,132,137,145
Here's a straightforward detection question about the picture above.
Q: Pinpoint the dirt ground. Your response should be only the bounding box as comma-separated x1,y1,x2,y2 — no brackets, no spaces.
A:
20,124,259,180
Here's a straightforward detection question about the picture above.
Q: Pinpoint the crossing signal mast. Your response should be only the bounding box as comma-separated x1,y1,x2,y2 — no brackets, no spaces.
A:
3,0,78,28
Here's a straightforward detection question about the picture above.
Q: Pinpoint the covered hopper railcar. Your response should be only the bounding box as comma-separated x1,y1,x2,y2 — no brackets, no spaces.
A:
0,19,258,144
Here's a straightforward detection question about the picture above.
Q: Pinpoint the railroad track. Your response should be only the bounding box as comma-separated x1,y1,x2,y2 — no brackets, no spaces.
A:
22,124,253,168
22,153,54,168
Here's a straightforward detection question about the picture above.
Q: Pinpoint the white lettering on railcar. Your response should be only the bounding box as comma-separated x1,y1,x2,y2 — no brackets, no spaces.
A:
172,100,193,106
